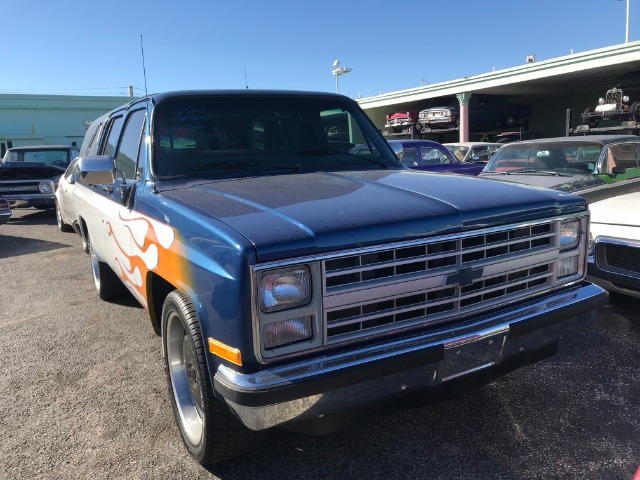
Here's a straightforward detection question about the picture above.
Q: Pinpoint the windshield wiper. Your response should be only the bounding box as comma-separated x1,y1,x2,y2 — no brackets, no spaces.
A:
511,168,573,177
296,147,389,168
194,160,300,172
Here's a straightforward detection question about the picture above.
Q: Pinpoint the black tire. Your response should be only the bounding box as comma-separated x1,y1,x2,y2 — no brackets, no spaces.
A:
80,223,90,254
90,241,126,300
583,106,600,128
631,102,640,122
55,202,73,233
162,290,261,465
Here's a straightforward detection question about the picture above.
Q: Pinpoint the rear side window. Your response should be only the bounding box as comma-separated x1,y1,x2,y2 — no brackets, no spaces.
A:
81,120,104,156
607,143,640,171
102,116,124,157
115,109,146,181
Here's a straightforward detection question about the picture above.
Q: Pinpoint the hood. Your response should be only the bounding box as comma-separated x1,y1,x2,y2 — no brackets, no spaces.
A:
0,162,65,180
159,170,586,262
478,172,604,194
590,191,640,227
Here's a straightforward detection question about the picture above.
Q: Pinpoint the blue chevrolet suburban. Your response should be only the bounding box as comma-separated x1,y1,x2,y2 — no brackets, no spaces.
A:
70,90,607,465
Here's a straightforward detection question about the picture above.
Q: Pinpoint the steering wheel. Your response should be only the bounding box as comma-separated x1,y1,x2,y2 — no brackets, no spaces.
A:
52,160,66,167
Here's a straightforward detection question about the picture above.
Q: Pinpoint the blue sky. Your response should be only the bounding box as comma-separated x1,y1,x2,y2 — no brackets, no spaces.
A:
1,0,634,99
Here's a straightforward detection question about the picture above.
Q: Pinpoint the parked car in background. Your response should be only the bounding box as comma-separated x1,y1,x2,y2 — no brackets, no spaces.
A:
587,191,640,300
0,195,11,224
384,111,418,132
0,145,79,209
444,142,502,163
54,157,81,234
387,139,485,175
582,71,640,128
479,135,640,203
69,89,605,465
416,95,532,132
492,131,545,143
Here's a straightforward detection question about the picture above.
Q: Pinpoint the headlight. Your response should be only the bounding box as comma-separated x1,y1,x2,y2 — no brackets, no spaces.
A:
623,96,630,103
443,110,451,117
559,220,580,250
38,181,53,194
598,98,605,105
259,267,312,313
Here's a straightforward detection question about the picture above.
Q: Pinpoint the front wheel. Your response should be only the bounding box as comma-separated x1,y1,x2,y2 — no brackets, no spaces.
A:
583,106,600,128
55,202,73,233
162,290,261,465
90,242,126,300
631,102,640,122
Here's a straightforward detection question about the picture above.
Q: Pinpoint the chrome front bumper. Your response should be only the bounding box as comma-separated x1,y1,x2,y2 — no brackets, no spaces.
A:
213,282,607,431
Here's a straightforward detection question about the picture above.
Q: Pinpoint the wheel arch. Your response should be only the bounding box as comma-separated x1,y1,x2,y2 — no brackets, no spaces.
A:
146,272,178,336
78,215,91,253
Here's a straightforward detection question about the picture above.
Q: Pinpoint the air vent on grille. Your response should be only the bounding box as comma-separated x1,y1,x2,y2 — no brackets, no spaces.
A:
601,243,640,275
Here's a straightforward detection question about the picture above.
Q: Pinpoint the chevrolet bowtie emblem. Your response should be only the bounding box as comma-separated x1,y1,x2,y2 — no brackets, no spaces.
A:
446,266,483,287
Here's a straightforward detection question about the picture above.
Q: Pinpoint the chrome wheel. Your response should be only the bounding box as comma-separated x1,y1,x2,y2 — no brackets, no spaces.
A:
90,243,101,293
166,309,204,446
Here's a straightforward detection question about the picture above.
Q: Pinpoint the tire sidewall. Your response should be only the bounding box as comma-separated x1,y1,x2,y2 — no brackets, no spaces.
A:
161,292,209,461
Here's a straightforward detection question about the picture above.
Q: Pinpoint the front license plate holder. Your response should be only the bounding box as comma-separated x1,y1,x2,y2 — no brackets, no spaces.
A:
440,328,508,382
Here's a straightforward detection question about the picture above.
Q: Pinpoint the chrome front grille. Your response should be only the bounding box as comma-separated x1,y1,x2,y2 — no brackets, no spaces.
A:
322,221,560,344
0,181,41,195
605,88,623,106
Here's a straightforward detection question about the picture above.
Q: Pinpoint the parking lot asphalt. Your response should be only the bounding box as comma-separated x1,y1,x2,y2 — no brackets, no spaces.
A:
1,208,639,480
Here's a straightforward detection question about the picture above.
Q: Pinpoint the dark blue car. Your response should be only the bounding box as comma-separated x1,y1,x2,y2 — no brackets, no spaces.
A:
388,139,485,175
71,90,605,466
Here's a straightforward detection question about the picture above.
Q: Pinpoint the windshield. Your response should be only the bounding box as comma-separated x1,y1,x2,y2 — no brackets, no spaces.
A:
2,148,74,167
483,141,604,174
152,96,400,178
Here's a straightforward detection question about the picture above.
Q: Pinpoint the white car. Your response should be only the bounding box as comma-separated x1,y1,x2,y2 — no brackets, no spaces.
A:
54,158,81,235
587,191,640,299
444,142,502,163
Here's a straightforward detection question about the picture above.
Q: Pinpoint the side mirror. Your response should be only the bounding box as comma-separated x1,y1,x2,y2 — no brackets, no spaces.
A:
120,184,136,209
610,166,627,177
77,155,115,185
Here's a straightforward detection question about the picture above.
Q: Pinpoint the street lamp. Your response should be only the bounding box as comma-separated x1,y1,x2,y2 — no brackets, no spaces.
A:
332,59,352,94
618,0,630,43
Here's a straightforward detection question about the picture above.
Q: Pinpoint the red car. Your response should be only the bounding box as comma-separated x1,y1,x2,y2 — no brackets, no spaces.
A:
385,111,418,132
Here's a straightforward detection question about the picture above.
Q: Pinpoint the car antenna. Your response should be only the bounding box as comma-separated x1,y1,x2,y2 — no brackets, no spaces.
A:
140,35,149,96
244,66,249,89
